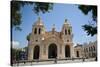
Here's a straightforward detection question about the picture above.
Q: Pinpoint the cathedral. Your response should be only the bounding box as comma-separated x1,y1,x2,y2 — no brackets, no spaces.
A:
27,17,97,61
28,17,75,60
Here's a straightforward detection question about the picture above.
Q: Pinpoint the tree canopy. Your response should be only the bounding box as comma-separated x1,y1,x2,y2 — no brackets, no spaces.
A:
11,1,53,30
11,1,97,38
26,33,31,41
78,5,97,36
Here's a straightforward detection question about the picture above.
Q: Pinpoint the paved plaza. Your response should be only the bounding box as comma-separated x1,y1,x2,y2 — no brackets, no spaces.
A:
13,58,96,66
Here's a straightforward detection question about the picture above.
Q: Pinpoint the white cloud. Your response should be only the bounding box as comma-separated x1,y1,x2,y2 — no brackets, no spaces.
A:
73,42,77,47
12,41,20,48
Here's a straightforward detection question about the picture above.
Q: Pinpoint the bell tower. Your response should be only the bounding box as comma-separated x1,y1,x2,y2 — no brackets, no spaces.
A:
61,19,74,58
31,17,45,43
61,19,73,43
32,17,45,35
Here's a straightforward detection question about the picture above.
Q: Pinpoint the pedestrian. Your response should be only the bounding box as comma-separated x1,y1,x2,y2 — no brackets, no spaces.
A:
82,58,85,62
95,56,97,61
54,57,57,64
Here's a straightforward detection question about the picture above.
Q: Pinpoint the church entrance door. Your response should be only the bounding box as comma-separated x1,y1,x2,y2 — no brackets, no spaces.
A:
48,43,57,59
65,45,70,57
33,45,40,59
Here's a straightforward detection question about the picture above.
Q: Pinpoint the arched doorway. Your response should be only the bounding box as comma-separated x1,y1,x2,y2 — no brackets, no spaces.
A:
33,45,40,59
76,51,79,57
48,43,57,59
65,45,70,57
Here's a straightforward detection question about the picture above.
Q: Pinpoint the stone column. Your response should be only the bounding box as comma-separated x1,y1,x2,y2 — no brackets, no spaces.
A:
40,44,48,60
70,43,75,58
61,44,65,59
28,47,33,60
57,44,59,59
39,45,42,60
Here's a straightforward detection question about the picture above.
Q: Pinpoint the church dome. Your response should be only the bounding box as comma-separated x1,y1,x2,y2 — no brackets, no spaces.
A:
64,19,71,26
34,17,44,26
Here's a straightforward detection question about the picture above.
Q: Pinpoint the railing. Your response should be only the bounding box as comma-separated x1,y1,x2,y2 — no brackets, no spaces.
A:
12,57,97,66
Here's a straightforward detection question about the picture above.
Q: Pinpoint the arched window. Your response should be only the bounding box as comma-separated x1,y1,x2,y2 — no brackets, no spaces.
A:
68,29,70,35
65,29,67,35
34,28,37,34
39,28,41,34
84,48,86,52
93,46,95,51
89,47,91,51
86,48,88,52
91,47,93,51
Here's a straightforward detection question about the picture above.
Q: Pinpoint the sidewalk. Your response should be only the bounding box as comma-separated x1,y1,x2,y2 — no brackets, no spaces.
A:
13,58,96,66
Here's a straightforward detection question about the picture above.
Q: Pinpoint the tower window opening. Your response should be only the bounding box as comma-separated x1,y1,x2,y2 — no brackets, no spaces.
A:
34,28,37,34
65,29,67,35
68,29,70,35
39,28,41,34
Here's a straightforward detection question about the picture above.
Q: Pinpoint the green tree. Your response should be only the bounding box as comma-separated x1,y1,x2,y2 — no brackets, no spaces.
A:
11,48,22,65
11,0,53,30
26,33,31,41
78,5,97,36
11,1,33,30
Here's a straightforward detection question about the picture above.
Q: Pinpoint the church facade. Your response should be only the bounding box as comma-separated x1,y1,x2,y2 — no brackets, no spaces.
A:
28,17,75,60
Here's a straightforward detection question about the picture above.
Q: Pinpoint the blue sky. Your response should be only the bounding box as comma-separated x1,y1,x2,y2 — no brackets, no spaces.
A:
12,3,97,48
